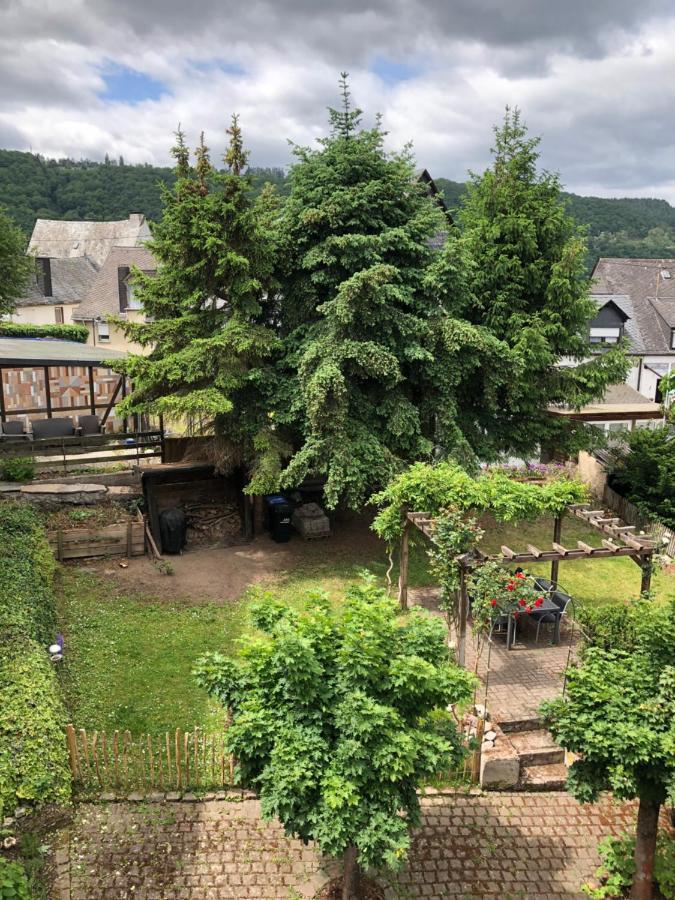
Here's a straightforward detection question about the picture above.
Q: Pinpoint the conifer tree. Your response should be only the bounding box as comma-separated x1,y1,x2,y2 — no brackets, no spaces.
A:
116,119,279,468
274,75,450,508
457,108,629,460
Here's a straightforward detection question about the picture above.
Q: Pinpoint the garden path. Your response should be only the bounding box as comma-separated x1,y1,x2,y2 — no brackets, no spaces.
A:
52,792,640,899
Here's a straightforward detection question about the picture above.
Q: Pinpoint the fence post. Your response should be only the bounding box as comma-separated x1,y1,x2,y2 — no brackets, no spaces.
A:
66,724,80,780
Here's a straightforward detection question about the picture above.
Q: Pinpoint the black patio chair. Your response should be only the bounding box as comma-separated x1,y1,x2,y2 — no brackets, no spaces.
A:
0,420,30,441
535,590,572,642
77,414,103,436
31,417,75,439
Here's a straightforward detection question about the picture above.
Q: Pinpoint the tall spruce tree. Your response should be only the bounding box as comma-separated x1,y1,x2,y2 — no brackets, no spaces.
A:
116,119,279,468
456,108,628,460
274,75,450,508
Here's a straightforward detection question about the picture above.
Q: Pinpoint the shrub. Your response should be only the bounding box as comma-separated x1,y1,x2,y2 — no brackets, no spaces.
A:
0,504,55,644
0,857,30,900
575,598,648,654
582,832,675,899
0,636,71,819
0,322,88,343
0,457,35,483
0,502,69,820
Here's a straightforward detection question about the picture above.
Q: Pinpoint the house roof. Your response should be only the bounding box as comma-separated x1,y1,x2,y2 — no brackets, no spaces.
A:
73,246,156,321
591,258,675,354
16,256,98,308
28,214,151,267
548,382,662,421
0,337,128,366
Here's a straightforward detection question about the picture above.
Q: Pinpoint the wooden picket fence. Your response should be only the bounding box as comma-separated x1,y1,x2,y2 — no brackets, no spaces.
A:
66,725,235,795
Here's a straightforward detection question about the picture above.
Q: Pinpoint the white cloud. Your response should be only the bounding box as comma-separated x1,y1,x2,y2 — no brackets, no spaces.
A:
2,1,675,199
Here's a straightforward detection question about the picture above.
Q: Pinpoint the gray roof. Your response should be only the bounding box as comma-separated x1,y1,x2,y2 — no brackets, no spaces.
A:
17,256,98,308
29,214,151,267
590,293,646,354
73,246,156,321
592,258,675,354
0,337,128,366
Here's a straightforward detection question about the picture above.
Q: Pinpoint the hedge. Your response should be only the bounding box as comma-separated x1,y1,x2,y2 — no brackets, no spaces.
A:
0,503,70,819
0,504,56,645
0,322,89,343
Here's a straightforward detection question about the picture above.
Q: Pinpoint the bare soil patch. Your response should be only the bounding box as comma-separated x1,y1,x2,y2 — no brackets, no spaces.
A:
80,511,384,603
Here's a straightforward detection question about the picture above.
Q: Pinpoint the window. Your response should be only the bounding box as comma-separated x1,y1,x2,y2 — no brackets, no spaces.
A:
54,307,64,324
590,327,621,344
671,328,675,350
97,322,110,342
126,284,143,311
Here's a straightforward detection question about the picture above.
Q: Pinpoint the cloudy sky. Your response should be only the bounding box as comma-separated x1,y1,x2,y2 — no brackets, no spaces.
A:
2,0,675,199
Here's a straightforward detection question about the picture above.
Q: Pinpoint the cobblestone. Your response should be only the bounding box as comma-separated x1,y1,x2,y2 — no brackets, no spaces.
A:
53,793,645,899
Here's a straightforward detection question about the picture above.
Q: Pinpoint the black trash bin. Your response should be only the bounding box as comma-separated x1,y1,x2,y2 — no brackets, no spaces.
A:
159,507,187,554
265,495,293,543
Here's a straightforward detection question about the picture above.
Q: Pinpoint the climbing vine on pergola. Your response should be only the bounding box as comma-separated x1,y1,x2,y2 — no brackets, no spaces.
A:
372,463,657,665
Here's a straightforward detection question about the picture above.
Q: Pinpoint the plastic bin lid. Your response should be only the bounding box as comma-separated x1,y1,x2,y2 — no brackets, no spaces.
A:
265,494,287,505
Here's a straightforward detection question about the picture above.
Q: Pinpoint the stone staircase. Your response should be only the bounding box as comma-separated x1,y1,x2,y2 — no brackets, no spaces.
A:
500,722,568,791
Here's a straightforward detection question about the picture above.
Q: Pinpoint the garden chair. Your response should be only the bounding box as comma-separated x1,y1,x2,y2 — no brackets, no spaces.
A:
31,417,75,439
535,589,572,643
77,414,103,435
0,421,30,441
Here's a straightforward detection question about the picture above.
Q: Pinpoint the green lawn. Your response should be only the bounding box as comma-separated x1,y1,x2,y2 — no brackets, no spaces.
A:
56,512,673,737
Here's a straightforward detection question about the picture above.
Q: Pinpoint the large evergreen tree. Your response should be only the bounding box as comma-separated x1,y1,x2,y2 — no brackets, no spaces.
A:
116,119,279,467
272,76,450,508
456,108,628,460
0,205,33,317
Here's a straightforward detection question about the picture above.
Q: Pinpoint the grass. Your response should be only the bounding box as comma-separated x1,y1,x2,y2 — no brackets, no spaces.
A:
55,569,247,735
55,512,673,736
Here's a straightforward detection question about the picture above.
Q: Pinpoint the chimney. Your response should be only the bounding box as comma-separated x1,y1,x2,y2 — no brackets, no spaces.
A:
36,257,53,297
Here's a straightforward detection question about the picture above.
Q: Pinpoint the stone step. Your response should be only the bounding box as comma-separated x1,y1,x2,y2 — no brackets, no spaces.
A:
497,716,543,734
508,729,565,768
518,763,568,792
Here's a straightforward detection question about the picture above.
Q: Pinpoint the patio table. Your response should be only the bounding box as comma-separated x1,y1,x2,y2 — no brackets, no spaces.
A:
506,596,562,650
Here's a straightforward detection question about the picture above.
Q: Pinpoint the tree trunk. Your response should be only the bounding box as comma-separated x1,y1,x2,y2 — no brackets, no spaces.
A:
630,796,660,900
342,844,361,900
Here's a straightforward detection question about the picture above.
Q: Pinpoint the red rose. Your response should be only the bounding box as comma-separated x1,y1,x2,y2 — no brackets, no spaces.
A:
526,606,533,613
518,599,526,607
514,612,519,619
535,598,543,608
490,599,497,607
515,572,525,579
506,584,515,592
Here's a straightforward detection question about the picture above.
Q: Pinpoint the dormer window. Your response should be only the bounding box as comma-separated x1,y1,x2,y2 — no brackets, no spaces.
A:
590,326,622,344
671,328,675,350
661,269,671,280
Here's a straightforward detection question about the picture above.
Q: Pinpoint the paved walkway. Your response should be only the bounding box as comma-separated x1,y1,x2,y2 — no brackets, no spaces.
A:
410,587,577,725
52,793,638,899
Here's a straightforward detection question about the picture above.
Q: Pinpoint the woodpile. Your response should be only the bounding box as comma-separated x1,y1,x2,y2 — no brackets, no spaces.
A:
184,500,241,546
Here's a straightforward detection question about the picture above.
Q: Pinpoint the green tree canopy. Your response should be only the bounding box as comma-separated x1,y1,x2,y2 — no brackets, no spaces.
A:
194,581,474,898
0,205,33,316
608,426,675,529
115,119,280,470
543,599,675,900
272,75,451,508
456,108,628,460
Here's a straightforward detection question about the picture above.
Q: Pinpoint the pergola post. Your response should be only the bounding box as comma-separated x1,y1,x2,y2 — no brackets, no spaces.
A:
550,513,563,587
398,519,409,610
457,563,468,667
640,554,653,595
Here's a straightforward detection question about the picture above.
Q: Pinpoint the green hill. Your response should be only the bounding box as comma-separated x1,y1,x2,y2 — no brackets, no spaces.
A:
2,149,675,267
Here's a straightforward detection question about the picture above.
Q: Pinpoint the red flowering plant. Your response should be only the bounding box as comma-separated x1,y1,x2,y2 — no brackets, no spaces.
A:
468,561,545,636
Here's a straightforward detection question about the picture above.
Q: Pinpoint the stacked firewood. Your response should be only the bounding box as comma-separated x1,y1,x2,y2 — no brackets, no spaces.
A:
184,501,241,546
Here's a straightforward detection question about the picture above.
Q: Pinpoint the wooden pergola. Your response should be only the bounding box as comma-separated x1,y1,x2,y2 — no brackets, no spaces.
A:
398,503,657,666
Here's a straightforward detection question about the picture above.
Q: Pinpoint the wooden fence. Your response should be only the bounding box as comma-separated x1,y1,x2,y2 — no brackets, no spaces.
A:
0,430,164,473
66,725,235,795
602,484,675,557
48,511,145,561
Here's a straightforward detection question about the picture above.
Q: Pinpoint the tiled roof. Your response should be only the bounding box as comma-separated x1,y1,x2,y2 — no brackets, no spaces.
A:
28,214,150,266
0,337,127,365
591,258,675,354
73,246,156,321
17,256,98,308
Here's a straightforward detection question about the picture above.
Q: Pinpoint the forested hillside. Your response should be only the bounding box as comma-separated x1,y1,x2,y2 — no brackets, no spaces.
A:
2,148,675,267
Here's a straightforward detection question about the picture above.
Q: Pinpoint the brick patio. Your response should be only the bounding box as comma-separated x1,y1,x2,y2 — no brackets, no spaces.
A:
410,587,577,726
52,793,640,899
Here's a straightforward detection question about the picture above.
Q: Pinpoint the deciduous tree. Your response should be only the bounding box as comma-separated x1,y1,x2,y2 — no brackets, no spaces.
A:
0,205,33,317
194,582,474,899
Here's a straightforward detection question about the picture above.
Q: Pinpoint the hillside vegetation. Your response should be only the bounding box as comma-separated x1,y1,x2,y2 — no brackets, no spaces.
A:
2,149,675,267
